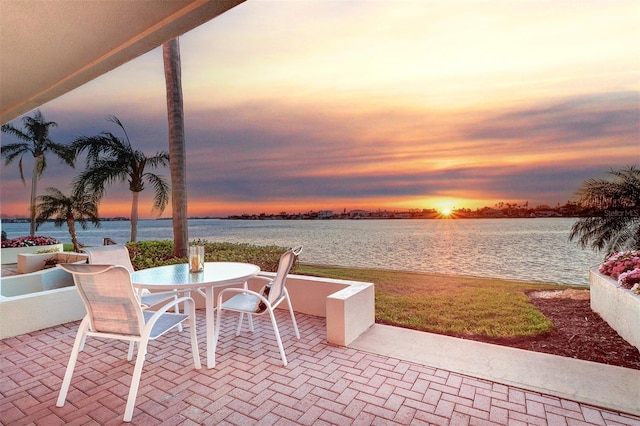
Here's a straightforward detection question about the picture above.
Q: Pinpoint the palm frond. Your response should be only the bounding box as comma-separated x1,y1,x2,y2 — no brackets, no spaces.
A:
0,124,31,142
69,114,170,235
36,186,101,232
570,166,640,253
106,115,132,147
47,141,75,167
18,157,25,183
1,142,32,163
145,173,170,214
145,151,170,168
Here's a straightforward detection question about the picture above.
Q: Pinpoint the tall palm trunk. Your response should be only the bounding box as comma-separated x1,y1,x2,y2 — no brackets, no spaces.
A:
163,38,188,258
130,191,139,242
29,158,40,236
66,213,80,252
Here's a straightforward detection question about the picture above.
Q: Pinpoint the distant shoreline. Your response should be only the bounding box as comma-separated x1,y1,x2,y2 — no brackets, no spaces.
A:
0,214,590,223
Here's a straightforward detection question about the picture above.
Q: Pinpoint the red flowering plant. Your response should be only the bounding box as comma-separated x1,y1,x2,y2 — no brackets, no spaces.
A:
618,269,640,294
599,250,640,294
1,236,60,248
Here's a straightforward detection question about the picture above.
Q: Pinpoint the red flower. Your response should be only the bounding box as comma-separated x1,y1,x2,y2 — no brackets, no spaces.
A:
1,236,60,248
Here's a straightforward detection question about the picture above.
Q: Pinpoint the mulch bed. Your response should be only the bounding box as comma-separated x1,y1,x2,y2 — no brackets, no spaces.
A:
459,290,640,370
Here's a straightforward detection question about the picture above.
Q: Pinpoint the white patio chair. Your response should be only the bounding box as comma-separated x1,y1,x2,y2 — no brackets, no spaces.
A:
56,263,201,422
82,245,181,308
213,245,302,367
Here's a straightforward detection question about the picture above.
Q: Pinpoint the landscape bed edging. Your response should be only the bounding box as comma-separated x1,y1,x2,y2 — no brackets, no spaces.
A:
589,266,640,351
1,243,63,264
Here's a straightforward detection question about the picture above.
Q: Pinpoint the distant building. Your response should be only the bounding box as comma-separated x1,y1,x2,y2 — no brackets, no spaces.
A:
393,213,412,219
481,208,504,217
349,210,370,218
534,210,561,217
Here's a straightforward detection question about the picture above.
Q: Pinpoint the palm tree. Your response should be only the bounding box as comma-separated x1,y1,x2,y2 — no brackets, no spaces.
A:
1,110,75,236
35,187,100,252
72,116,170,242
569,166,640,255
163,37,189,258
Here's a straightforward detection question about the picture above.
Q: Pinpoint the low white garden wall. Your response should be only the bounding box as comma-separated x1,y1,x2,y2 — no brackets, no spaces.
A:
589,266,640,351
284,273,375,346
1,243,63,264
191,272,375,346
18,252,88,273
0,287,84,340
1,268,375,346
0,267,85,339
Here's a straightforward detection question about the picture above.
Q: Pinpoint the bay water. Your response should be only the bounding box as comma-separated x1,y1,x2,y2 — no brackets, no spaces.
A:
1,218,602,286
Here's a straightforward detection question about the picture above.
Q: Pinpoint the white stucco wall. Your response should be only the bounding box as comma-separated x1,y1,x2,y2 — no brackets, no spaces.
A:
589,267,640,351
1,244,63,264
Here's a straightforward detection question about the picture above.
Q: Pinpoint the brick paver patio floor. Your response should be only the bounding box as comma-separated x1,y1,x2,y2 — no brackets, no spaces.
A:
1,311,639,425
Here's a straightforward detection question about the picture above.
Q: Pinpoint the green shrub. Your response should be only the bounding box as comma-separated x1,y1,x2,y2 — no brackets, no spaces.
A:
126,240,293,273
35,247,62,254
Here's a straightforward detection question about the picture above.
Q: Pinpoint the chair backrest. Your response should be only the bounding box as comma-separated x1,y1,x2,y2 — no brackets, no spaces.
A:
58,263,144,336
268,245,303,304
82,245,134,273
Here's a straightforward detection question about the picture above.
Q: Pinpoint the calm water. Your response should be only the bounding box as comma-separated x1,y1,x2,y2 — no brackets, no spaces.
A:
1,218,602,286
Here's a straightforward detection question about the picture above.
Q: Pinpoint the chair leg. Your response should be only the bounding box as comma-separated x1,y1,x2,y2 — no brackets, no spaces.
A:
127,342,135,361
248,314,254,332
285,290,300,339
235,312,255,335
267,308,287,366
57,318,89,407
235,312,244,336
187,300,201,369
175,294,183,332
123,339,148,422
212,305,223,368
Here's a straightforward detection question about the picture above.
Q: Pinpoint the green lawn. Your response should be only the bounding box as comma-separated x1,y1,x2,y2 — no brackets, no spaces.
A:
72,241,581,339
297,264,581,338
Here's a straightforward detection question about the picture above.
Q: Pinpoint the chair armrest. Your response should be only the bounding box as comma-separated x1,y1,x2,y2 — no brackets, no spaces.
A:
217,287,270,311
141,289,182,297
137,288,181,297
217,287,260,299
146,296,195,320
139,290,182,309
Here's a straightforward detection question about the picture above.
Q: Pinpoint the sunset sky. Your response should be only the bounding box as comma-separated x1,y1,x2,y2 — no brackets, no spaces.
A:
1,1,639,218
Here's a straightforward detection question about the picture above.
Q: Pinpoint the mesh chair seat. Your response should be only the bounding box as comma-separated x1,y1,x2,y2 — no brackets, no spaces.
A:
143,311,189,339
220,292,264,312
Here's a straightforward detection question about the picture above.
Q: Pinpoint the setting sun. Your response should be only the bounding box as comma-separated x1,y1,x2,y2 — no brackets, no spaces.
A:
433,199,458,217
440,207,453,217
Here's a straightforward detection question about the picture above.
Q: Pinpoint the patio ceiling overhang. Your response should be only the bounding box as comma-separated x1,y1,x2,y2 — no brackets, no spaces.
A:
0,0,245,125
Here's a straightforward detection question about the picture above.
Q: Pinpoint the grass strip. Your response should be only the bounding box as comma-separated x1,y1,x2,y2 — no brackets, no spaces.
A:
297,264,582,338
70,240,581,339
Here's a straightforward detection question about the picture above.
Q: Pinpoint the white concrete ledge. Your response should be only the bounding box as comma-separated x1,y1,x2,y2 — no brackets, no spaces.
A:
246,273,375,346
352,324,640,417
1,243,63,264
1,260,87,339
0,286,84,339
0,266,375,345
183,272,375,346
1,266,76,297
326,279,375,346
590,267,640,351
18,252,88,274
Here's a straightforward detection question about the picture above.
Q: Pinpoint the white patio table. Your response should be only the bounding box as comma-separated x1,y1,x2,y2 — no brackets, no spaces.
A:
131,262,260,368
